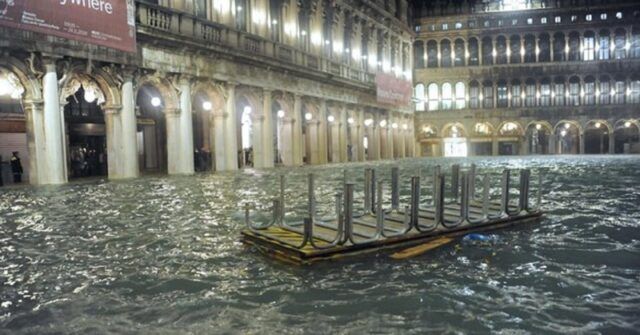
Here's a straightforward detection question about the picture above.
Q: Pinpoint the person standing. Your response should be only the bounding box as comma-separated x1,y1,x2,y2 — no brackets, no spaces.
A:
10,151,23,183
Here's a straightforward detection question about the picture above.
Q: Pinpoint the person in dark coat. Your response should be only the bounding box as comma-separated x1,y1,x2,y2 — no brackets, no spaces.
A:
10,151,23,183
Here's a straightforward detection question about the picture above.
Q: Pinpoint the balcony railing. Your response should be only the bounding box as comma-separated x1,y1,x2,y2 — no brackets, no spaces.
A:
136,1,374,86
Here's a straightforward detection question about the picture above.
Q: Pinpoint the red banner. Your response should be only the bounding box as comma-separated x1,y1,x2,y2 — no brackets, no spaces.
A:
0,0,136,53
375,73,412,107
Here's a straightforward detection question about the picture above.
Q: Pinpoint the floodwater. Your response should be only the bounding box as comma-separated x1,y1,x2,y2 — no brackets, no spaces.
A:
0,156,639,334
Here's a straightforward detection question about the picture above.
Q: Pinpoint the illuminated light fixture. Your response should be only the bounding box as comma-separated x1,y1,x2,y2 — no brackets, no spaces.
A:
305,112,313,121
379,120,387,128
624,121,631,128
536,123,542,130
564,123,571,129
84,87,97,103
595,122,601,128
328,115,335,122
560,130,567,137
277,110,285,118
392,123,398,129
202,101,213,111
364,118,373,127
402,124,408,130
151,97,162,107
347,117,354,124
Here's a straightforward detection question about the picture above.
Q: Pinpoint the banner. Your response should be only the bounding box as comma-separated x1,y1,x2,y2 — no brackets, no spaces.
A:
375,73,412,107
0,0,136,53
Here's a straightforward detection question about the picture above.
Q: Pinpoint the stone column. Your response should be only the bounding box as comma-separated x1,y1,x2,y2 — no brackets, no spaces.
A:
292,94,303,165
177,77,195,174
262,89,275,168
119,75,139,178
281,117,294,166
41,58,67,184
224,83,238,171
213,112,227,171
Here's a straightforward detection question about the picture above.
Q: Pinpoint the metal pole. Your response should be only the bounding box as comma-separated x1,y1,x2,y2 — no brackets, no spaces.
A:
391,166,399,210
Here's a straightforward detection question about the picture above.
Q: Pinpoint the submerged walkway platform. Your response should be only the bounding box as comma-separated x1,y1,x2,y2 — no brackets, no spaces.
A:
241,165,543,265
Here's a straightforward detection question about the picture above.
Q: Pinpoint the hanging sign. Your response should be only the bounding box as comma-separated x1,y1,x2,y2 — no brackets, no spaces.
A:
0,0,137,53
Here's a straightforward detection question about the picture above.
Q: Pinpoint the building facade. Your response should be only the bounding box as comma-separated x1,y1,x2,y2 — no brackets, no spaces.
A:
0,0,415,185
412,0,640,157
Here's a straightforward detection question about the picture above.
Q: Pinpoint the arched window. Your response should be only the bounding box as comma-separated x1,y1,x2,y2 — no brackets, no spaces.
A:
469,81,480,109
427,40,438,68
468,38,479,66
524,35,536,63
583,31,595,61
598,30,610,60
497,80,508,107
614,29,627,59
441,82,453,109
539,34,551,62
482,80,494,108
629,77,640,104
613,77,625,104
540,78,551,106
454,39,465,66
525,78,536,106
553,77,565,106
428,83,439,110
414,41,425,68
553,32,565,61
568,32,580,61
496,36,507,64
599,76,611,104
441,39,452,67
455,82,466,109
511,80,522,107
568,76,580,106
414,83,425,111
583,76,595,105
510,35,521,63
482,37,493,65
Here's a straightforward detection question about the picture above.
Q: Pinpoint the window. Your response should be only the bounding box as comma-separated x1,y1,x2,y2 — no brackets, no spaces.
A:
414,83,425,111
540,79,551,106
482,37,493,65
511,81,522,107
614,29,627,59
599,31,610,60
568,77,580,106
468,38,479,66
497,81,508,107
600,13,607,20
584,77,595,105
441,40,452,67
510,35,521,63
442,83,453,110
629,79,640,103
525,79,536,106
613,79,625,104
454,39,465,66
527,18,533,25
616,12,623,19
555,16,561,23
586,14,592,22
455,82,466,109
553,79,565,106
428,83,439,111
541,17,547,24
583,31,595,61
553,33,565,61
483,81,494,108
469,81,480,109
442,23,449,30
455,22,463,29
427,40,438,68
599,77,610,104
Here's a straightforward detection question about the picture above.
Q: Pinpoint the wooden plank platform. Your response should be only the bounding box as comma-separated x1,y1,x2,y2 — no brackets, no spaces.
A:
241,202,543,265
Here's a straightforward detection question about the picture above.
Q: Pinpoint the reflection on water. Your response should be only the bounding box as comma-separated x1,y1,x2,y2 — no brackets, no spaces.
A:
1,156,639,333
